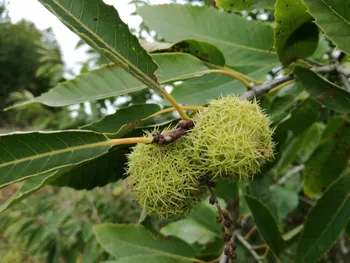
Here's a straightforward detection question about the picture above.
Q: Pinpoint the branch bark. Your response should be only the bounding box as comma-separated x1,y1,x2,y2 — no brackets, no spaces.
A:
239,75,294,101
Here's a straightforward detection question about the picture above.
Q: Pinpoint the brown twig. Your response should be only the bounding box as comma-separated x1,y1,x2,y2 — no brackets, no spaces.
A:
207,181,237,262
151,120,194,145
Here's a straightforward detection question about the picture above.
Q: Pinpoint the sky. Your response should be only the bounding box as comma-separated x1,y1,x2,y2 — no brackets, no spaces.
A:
7,0,165,74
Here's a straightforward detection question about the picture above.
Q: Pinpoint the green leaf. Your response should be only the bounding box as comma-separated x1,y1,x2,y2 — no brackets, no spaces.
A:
160,197,226,245
273,121,324,175
52,122,177,190
82,104,161,134
274,0,319,65
346,221,350,239
295,66,350,113
296,171,350,263
277,98,321,136
103,255,186,263
283,224,304,242
246,176,279,221
269,185,298,221
52,148,128,190
94,224,196,262
263,82,308,124
0,171,58,213
8,53,209,109
170,64,276,105
0,131,112,188
303,0,350,54
213,179,238,201
303,118,350,196
244,195,285,257
160,218,217,245
216,0,275,11
189,197,225,234
38,0,160,92
154,39,225,66
137,4,278,67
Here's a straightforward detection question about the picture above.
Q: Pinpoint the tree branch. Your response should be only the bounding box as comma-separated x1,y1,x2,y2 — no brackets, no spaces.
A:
312,64,350,77
239,75,294,101
235,231,264,263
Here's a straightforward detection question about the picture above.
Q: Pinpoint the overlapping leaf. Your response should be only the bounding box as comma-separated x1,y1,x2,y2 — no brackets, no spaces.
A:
38,0,159,91
216,0,275,11
52,148,128,190
153,39,226,66
170,64,276,105
303,0,350,54
82,104,161,135
94,224,196,262
295,66,350,113
244,195,285,257
0,131,112,188
303,117,350,196
275,0,319,65
297,171,350,263
137,4,278,67
8,53,209,109
0,171,58,213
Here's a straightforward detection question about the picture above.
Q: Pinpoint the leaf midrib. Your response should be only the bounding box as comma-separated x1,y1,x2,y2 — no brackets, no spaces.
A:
165,23,277,55
300,197,349,261
0,138,111,168
53,0,159,88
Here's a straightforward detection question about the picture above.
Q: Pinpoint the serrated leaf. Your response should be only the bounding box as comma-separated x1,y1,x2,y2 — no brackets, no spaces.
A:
82,104,161,134
170,64,276,105
296,171,350,263
9,53,209,109
244,195,285,257
0,170,58,213
94,224,196,262
137,4,278,67
275,0,319,65
38,0,160,92
303,0,350,54
295,66,350,113
0,131,113,188
304,118,350,196
216,0,275,11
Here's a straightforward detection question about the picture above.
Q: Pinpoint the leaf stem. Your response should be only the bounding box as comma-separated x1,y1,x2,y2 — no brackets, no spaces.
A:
149,105,203,119
223,67,263,85
209,69,252,88
109,137,152,146
156,85,191,120
244,226,256,240
267,79,296,94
